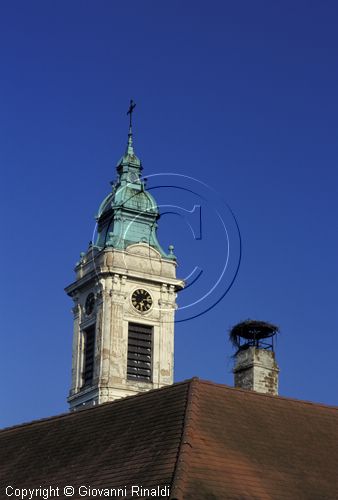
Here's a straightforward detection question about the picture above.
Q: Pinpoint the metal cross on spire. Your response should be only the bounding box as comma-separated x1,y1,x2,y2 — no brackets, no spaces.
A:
127,99,136,130
126,99,136,155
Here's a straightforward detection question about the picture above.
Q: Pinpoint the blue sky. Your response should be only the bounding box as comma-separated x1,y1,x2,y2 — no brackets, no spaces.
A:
1,1,338,427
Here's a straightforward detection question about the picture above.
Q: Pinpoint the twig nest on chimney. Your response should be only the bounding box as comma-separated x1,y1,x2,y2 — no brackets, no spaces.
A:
229,319,279,348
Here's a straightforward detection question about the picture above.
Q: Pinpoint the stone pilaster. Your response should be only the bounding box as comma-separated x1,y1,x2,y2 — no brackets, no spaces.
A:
158,284,176,386
108,274,127,386
70,297,81,395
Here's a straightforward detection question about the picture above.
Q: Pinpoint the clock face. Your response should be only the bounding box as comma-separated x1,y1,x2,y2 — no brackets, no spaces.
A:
132,289,153,312
85,293,95,316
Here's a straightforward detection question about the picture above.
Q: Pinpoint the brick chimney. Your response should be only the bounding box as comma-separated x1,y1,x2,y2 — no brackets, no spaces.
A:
230,320,279,396
233,347,279,395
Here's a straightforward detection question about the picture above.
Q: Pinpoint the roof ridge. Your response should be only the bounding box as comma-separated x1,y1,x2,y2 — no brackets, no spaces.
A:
2,377,336,434
170,377,200,500
195,378,338,410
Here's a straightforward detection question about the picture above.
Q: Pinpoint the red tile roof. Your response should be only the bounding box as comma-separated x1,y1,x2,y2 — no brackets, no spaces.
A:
1,378,338,499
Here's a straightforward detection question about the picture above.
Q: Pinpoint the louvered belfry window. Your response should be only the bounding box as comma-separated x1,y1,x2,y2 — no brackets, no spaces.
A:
127,322,152,382
83,325,95,386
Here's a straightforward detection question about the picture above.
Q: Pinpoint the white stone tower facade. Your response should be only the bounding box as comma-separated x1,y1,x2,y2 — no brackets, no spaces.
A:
66,110,183,410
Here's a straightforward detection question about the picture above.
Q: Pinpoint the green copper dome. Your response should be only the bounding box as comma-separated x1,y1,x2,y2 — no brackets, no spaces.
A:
94,129,174,259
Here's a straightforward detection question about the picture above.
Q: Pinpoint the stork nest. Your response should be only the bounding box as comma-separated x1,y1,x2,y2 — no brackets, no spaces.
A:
229,319,279,348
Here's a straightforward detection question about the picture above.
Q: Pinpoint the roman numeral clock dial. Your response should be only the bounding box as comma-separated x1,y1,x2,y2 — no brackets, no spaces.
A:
132,289,153,313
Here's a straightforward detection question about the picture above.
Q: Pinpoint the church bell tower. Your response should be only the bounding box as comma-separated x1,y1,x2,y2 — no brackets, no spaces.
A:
65,102,184,410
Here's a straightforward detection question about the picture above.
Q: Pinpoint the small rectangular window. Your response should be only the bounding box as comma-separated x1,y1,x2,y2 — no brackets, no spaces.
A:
127,322,152,382
83,325,95,387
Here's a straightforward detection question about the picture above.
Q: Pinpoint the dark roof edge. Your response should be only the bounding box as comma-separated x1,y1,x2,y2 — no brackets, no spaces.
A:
0,378,193,435
170,377,200,500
